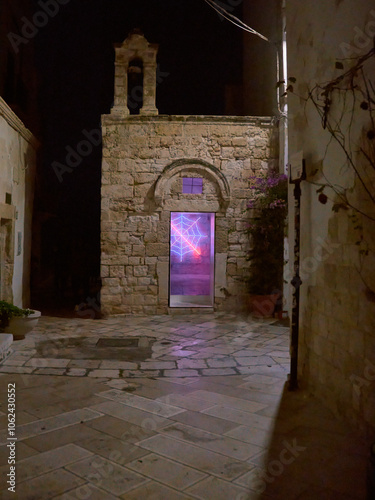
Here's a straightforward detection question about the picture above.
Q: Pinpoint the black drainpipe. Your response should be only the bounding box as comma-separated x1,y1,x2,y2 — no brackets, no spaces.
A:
288,158,305,391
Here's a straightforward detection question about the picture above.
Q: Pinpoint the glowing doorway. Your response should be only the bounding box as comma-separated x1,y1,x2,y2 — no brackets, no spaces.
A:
169,212,215,307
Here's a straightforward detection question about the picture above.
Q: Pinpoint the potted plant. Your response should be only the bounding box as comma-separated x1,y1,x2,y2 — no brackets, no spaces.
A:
246,171,288,317
0,301,41,340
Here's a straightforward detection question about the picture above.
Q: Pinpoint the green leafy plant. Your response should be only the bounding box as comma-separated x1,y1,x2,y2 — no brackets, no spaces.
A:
0,301,34,331
247,172,288,295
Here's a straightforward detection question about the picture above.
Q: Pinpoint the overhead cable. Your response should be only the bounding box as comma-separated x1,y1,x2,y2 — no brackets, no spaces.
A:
203,0,269,42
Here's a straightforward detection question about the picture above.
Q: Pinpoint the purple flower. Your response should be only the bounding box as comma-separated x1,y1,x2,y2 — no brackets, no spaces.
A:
247,172,288,214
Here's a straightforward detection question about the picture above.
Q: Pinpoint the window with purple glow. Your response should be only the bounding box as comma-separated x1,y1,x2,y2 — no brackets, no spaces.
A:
169,212,215,308
182,177,203,194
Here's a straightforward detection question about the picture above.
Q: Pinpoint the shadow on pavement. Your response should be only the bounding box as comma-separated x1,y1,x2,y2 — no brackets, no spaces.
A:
253,385,369,499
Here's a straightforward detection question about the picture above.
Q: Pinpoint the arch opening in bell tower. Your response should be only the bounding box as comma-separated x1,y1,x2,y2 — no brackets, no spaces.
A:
127,57,144,115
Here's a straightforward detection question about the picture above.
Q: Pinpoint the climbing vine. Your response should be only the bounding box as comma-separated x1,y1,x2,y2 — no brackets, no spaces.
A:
285,46,375,293
308,47,375,219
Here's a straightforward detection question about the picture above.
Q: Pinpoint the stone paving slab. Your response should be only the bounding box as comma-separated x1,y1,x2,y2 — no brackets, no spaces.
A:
186,475,251,500
0,408,103,444
53,484,119,500
136,434,254,480
89,400,173,430
23,423,106,453
187,390,268,413
0,444,92,484
225,425,272,448
155,393,217,412
64,454,148,496
159,422,263,460
1,469,86,500
201,406,275,431
96,389,186,417
126,452,207,490
84,414,157,443
120,481,196,500
75,433,148,464
171,409,240,435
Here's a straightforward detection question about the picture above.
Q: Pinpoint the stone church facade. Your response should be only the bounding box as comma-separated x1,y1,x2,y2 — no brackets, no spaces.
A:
100,32,278,315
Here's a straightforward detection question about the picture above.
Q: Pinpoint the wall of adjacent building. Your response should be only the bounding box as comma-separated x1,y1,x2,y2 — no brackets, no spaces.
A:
0,96,37,307
286,0,375,438
101,115,278,315
243,0,282,117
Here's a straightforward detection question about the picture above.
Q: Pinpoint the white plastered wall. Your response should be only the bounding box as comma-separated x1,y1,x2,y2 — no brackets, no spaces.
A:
0,97,38,307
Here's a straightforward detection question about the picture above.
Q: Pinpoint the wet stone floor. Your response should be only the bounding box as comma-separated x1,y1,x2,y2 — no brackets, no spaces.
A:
0,313,369,499
0,313,291,379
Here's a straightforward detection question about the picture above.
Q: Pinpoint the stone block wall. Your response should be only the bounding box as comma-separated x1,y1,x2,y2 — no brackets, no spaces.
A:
101,115,278,315
287,0,375,438
299,205,375,437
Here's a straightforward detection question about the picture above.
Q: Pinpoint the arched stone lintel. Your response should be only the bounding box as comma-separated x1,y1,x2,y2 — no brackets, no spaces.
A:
154,159,231,212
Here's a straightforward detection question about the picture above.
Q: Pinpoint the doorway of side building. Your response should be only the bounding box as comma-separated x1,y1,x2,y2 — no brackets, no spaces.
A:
169,212,215,307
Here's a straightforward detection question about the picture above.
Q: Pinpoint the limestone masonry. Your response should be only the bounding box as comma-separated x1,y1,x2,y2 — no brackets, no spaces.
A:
100,115,278,315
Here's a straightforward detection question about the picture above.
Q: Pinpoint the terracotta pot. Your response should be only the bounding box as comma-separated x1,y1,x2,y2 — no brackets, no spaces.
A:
249,294,279,318
4,310,41,340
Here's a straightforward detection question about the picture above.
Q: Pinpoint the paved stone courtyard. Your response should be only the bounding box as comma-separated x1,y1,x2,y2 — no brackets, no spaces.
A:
0,313,290,379
0,313,369,499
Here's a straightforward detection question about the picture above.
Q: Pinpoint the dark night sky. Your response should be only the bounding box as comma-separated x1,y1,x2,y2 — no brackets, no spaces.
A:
35,0,243,184
30,0,243,299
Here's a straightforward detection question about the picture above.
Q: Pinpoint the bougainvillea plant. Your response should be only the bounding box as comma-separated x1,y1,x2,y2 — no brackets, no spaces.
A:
247,171,288,295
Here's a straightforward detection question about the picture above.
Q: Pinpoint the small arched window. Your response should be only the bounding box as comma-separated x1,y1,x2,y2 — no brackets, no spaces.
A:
127,58,143,115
